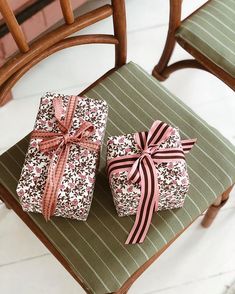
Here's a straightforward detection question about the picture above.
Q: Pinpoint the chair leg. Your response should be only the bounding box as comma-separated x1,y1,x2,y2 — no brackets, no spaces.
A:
201,185,234,228
152,27,177,81
0,89,13,107
152,0,182,81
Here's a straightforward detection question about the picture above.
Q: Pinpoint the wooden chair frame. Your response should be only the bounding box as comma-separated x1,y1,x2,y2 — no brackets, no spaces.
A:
0,0,126,106
0,0,234,293
152,0,235,90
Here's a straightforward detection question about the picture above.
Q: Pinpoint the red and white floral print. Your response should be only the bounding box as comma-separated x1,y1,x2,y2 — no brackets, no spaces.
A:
17,92,108,220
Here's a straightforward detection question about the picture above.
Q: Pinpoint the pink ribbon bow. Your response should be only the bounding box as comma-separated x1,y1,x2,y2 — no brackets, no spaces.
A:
31,95,100,221
108,120,196,244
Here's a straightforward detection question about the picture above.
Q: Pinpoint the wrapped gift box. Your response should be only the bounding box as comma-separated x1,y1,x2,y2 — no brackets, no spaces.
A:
107,122,194,217
17,92,108,221
107,120,196,244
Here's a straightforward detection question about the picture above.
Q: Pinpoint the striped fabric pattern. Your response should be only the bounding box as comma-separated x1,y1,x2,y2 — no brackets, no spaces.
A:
176,0,235,77
1,62,235,294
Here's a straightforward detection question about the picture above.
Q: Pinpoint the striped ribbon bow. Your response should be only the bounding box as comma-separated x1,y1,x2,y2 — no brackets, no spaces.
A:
31,96,100,221
107,120,196,244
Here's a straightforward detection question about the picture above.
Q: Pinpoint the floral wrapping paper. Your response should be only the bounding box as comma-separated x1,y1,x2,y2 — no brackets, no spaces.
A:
17,92,108,220
107,128,190,217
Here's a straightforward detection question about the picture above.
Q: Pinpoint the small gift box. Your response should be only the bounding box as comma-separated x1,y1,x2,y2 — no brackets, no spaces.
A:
107,120,196,244
17,93,108,221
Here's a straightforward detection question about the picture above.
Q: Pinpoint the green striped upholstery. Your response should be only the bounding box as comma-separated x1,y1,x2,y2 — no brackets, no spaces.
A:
176,0,235,77
1,62,235,294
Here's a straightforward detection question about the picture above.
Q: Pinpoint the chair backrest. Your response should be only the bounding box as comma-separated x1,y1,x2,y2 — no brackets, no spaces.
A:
0,0,127,106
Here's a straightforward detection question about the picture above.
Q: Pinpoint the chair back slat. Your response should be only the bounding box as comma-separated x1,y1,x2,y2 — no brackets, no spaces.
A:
60,0,75,24
0,0,29,53
112,0,127,67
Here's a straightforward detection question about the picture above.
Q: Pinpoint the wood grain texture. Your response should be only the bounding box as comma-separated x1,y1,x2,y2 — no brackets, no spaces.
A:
152,0,182,80
59,0,74,24
152,0,235,90
153,59,207,81
0,4,113,87
0,34,118,106
176,37,235,90
0,0,29,52
0,90,13,107
111,0,127,67
202,185,234,228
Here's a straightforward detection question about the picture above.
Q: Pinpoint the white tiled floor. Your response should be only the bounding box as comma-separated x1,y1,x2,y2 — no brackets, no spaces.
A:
0,0,235,293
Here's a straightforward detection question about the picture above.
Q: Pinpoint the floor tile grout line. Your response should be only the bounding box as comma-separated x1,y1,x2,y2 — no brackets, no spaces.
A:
143,268,235,294
0,253,50,268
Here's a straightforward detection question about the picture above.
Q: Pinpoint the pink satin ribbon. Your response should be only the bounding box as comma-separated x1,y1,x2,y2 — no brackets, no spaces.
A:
108,120,196,244
31,95,100,221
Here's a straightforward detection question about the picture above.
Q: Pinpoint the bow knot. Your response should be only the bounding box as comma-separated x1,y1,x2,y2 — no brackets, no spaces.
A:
141,147,152,157
63,133,71,145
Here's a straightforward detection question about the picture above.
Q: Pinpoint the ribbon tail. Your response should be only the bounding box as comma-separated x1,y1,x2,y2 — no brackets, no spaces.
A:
181,138,197,154
44,193,57,221
42,145,70,221
41,159,56,221
125,156,159,244
43,184,58,221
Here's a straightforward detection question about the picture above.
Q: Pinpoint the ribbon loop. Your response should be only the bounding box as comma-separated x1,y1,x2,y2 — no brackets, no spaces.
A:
31,96,100,221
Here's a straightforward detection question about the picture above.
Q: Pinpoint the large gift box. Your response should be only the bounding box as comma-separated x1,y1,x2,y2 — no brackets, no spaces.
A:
17,93,108,221
107,120,196,244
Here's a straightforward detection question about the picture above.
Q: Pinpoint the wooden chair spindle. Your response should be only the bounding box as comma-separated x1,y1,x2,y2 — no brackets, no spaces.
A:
0,0,29,53
59,0,75,25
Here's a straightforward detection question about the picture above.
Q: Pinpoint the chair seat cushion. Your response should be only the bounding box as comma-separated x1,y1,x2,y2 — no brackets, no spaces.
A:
1,62,235,294
175,0,235,77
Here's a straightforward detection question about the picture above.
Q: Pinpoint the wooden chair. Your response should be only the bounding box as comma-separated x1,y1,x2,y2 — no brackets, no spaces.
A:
0,1,235,293
152,0,235,90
